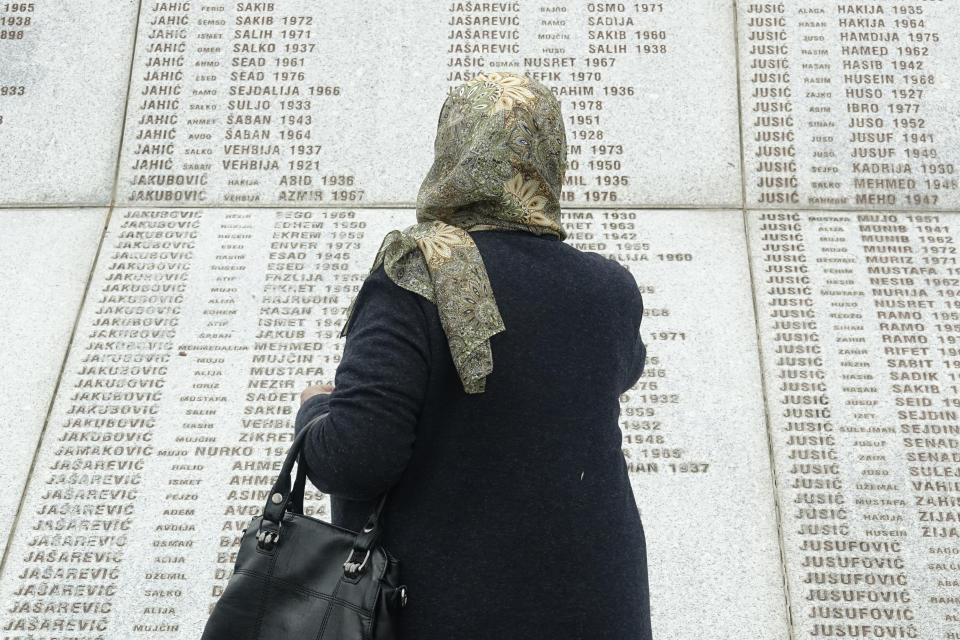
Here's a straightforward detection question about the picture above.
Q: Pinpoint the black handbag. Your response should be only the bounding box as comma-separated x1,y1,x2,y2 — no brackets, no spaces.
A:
201,412,408,639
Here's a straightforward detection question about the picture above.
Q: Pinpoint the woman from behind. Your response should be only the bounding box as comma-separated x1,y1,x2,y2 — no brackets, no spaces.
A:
296,70,651,640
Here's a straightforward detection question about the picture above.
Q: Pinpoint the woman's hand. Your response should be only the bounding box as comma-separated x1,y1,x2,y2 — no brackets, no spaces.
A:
300,383,334,404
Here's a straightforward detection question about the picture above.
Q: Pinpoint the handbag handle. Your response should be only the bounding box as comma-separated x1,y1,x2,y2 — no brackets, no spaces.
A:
257,411,391,576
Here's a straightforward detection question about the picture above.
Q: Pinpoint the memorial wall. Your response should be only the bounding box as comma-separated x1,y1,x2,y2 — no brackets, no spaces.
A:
0,0,957,638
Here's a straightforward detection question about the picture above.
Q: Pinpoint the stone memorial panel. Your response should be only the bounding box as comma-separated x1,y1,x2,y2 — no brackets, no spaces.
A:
747,209,960,637
739,0,960,211
0,208,107,557
0,0,138,206
0,207,784,639
115,0,741,208
604,208,787,639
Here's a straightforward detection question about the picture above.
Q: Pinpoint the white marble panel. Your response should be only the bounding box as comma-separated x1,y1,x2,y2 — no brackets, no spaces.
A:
590,209,787,639
739,0,960,210
0,207,107,557
747,209,960,638
0,207,786,639
0,207,416,638
0,1,138,205
116,0,741,208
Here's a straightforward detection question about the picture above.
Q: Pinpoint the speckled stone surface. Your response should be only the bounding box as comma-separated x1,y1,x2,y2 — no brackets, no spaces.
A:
603,208,787,639
4,0,960,637
0,207,106,556
0,207,785,639
738,0,960,211
746,209,960,638
0,1,138,205
114,0,741,208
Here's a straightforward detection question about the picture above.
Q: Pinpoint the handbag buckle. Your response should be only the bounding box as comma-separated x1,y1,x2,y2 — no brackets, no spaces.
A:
256,518,282,550
343,547,371,577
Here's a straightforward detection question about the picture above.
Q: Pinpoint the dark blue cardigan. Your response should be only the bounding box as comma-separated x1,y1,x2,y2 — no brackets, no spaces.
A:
294,228,650,640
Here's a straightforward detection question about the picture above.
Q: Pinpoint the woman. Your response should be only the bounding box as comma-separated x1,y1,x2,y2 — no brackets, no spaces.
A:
295,71,651,639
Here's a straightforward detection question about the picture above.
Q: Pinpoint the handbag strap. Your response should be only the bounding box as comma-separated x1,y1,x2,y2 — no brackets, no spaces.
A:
259,411,391,557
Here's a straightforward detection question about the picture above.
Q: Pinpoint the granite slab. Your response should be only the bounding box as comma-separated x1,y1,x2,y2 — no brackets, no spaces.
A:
115,0,742,208
0,207,107,557
0,1,138,205
0,207,785,639
746,208,960,637
738,1,960,211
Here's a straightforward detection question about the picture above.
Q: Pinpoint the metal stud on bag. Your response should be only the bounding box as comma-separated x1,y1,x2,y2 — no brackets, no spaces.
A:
254,493,286,550
343,547,371,577
343,519,376,575
256,519,282,550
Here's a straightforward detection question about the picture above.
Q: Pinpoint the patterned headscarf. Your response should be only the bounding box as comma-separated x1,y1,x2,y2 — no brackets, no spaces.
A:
340,71,568,393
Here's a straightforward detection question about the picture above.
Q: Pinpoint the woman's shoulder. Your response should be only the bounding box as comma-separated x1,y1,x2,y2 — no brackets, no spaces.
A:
573,248,639,294
360,262,419,297
347,263,433,330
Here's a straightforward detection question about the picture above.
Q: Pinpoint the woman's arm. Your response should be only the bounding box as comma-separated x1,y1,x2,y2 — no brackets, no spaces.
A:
621,328,647,394
293,265,431,501
295,391,332,431
618,265,647,394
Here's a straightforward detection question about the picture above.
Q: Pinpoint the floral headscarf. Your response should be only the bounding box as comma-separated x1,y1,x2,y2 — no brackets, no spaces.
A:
340,71,568,393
